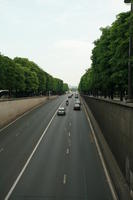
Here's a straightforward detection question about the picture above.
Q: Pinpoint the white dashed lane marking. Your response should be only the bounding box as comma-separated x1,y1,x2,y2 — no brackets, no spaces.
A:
63,174,67,184
66,148,70,154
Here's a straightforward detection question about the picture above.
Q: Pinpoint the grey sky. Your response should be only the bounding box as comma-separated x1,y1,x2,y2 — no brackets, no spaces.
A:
0,0,130,86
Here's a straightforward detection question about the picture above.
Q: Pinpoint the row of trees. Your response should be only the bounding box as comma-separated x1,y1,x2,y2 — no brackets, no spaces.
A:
0,55,69,97
79,11,133,100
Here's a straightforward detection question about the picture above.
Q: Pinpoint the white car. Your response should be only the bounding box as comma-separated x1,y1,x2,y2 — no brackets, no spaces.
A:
57,107,66,116
73,103,81,110
75,99,81,105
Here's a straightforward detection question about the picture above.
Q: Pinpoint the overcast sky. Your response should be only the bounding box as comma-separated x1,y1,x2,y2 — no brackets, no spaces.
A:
0,0,130,86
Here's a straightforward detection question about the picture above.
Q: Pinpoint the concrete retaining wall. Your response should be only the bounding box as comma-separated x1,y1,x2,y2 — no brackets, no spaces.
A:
83,95,133,192
0,96,51,128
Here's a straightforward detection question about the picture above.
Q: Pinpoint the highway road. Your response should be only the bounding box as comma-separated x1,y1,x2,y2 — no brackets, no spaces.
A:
0,95,115,200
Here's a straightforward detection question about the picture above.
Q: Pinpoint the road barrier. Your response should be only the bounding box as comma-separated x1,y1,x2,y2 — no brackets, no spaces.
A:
82,95,133,199
0,96,57,129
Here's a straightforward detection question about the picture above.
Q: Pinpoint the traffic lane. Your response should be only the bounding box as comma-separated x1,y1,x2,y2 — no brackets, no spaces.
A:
65,101,113,199
56,97,113,199
0,95,65,144
0,95,66,199
8,97,113,200
8,101,71,199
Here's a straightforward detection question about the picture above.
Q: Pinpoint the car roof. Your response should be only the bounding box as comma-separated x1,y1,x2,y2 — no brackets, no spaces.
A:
59,107,65,110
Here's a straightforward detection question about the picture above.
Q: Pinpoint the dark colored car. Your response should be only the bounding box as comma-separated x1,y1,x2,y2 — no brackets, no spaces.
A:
75,93,78,98
73,103,80,110
57,107,66,115
68,94,73,98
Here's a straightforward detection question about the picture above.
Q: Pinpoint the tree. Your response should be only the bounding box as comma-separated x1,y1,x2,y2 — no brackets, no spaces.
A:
14,64,26,94
0,55,68,97
1,56,17,95
79,11,130,100
52,78,64,95
0,54,6,89
63,83,69,93
23,67,39,95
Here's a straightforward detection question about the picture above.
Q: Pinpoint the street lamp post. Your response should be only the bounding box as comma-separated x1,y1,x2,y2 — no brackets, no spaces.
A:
124,0,133,102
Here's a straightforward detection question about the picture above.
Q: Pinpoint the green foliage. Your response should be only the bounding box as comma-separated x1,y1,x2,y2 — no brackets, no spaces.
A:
52,78,67,94
0,55,68,96
0,54,7,89
63,83,69,93
46,74,53,92
23,67,39,93
37,70,47,93
79,11,131,99
14,57,48,94
15,64,26,92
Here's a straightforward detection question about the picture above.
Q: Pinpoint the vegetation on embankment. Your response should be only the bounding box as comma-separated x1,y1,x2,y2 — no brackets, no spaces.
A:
0,55,69,97
79,11,133,100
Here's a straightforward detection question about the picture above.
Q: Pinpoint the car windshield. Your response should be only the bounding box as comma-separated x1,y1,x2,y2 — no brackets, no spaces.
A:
59,108,64,111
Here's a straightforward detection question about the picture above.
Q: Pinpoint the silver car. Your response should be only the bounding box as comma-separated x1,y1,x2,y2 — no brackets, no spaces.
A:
57,107,66,116
75,99,81,105
73,103,81,110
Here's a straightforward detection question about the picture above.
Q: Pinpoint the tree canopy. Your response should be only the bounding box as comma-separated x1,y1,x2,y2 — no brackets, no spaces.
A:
0,54,69,97
79,11,132,100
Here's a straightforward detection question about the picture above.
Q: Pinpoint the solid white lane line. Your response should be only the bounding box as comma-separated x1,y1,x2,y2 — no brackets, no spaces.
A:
82,99,118,200
4,100,65,200
63,174,67,184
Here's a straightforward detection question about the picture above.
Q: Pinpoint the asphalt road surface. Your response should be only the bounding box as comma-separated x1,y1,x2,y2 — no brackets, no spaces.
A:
0,95,115,200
